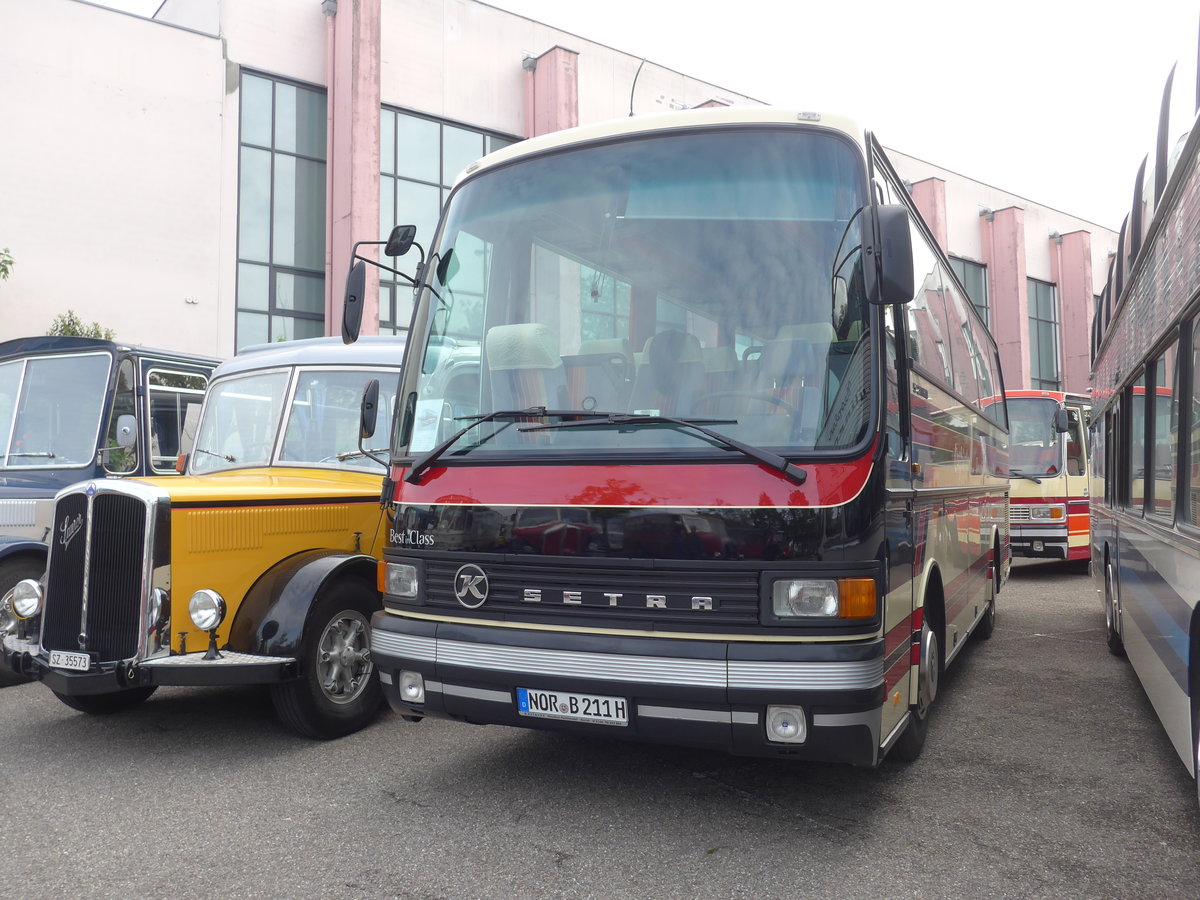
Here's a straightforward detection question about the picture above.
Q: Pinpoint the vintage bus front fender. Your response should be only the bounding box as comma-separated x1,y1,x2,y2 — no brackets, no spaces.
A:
227,550,380,657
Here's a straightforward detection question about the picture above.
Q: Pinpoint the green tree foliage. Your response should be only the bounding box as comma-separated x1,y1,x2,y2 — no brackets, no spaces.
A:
47,309,116,341
0,248,13,281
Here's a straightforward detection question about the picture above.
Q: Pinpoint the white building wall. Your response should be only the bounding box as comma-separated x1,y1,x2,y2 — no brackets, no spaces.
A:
0,0,227,354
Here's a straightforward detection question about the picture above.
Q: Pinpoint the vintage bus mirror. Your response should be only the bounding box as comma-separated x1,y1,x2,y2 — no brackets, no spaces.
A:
360,379,381,440
385,224,417,258
115,414,136,448
342,260,367,345
1053,407,1071,433
435,248,458,285
869,205,915,305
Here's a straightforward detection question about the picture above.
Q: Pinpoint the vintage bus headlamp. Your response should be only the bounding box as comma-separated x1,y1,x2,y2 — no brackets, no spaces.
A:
382,562,420,599
188,589,226,631
398,670,425,704
1030,505,1066,521
773,579,839,617
148,588,168,629
9,579,44,619
765,705,807,743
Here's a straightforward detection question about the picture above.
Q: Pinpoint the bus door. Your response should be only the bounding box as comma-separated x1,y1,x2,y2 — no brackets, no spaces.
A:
1063,404,1090,560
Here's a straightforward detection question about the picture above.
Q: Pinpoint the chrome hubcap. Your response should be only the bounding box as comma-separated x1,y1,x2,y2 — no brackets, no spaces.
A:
917,624,939,717
316,611,372,705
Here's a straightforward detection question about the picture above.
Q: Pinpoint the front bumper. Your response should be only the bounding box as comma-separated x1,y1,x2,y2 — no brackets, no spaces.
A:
1010,523,1069,559
2,633,296,694
371,612,888,766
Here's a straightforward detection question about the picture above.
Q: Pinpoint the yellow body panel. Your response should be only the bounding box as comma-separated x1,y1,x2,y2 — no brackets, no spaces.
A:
136,468,388,652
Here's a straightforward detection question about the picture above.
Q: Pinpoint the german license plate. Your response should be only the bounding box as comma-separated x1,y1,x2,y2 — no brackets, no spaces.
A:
517,687,628,726
49,650,90,672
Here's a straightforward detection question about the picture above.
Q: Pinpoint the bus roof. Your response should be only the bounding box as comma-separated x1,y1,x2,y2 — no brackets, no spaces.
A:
215,335,406,379
1005,390,1091,405
0,335,218,367
456,107,865,184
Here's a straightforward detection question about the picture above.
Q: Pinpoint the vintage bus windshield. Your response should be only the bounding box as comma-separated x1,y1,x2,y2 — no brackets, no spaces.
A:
407,127,873,459
0,352,112,469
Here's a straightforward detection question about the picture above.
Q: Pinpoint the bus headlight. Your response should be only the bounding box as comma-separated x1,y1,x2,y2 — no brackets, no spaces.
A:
1030,505,1066,520
771,577,876,619
381,562,420,599
188,589,226,631
10,579,44,619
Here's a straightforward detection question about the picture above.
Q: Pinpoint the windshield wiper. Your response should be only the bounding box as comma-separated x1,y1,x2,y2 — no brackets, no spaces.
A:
7,451,55,459
194,447,236,463
335,447,389,462
1009,469,1042,484
520,413,808,485
404,407,619,484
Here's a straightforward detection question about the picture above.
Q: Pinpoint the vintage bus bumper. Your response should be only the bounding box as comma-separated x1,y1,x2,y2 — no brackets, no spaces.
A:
1009,522,1070,560
1,633,296,692
371,613,889,766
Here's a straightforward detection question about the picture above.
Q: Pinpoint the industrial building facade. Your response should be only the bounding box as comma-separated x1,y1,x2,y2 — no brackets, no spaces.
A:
0,0,1116,392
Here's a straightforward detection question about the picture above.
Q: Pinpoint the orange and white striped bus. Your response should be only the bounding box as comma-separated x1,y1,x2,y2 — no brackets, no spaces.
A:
1005,390,1090,561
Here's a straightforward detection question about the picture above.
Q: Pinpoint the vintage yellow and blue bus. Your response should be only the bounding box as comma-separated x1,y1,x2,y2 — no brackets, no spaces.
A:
1006,390,1090,562
1089,31,1200,805
359,107,1010,766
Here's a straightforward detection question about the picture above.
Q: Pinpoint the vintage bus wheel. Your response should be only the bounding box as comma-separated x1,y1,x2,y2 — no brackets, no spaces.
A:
1105,561,1125,657
891,620,940,762
52,686,156,714
270,583,383,739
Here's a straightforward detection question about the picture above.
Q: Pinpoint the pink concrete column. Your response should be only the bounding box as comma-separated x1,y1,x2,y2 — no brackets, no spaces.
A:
1053,230,1094,394
324,0,381,335
909,177,948,253
980,206,1030,389
524,46,579,138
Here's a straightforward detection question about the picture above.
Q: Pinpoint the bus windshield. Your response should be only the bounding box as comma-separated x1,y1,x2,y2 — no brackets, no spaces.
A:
407,127,873,459
1007,397,1064,476
0,352,113,469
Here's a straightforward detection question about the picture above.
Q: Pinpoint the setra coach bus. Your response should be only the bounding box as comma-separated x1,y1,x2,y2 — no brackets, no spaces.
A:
1089,31,1200,805
355,107,1010,766
1005,390,1091,561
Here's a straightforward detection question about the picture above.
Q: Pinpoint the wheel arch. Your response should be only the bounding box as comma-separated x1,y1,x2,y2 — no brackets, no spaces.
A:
916,560,946,668
226,550,379,657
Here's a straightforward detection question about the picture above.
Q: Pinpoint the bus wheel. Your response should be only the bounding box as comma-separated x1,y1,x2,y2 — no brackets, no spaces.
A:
270,583,383,739
974,548,998,640
891,620,939,762
1105,562,1125,657
52,687,156,714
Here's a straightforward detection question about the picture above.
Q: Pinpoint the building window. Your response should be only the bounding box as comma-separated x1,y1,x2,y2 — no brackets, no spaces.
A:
378,109,516,334
949,257,988,326
1028,278,1060,390
236,72,328,350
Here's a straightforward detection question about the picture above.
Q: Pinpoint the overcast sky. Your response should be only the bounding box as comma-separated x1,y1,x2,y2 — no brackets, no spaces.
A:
99,0,1198,230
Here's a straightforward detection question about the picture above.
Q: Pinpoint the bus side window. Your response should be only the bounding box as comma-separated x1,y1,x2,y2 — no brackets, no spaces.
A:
1066,411,1085,476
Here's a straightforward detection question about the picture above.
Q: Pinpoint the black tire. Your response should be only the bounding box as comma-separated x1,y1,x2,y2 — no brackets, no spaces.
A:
974,545,998,641
52,686,157,714
0,557,44,686
891,617,940,763
1105,561,1125,657
270,581,383,739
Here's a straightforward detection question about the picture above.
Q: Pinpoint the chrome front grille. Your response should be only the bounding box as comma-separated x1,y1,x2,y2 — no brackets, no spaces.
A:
41,482,168,663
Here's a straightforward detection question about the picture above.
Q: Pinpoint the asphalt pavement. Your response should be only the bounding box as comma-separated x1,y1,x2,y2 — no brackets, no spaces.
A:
0,557,1197,899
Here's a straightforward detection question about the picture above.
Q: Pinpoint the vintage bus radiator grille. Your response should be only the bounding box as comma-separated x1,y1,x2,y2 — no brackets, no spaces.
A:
422,559,762,626
42,492,146,661
1008,505,1031,522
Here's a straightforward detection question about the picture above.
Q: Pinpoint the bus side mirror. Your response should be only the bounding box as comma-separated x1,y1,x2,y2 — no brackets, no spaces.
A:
115,414,137,449
342,260,366,345
384,224,417,258
869,205,915,305
1054,407,1071,433
360,379,380,440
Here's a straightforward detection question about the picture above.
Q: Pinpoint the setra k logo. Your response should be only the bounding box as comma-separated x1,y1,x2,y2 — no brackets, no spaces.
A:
453,564,489,609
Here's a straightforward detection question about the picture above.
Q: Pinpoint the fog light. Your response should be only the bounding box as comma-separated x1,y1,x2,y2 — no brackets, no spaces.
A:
188,589,226,631
399,670,425,704
765,705,807,744
10,579,43,619
1033,540,1044,552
